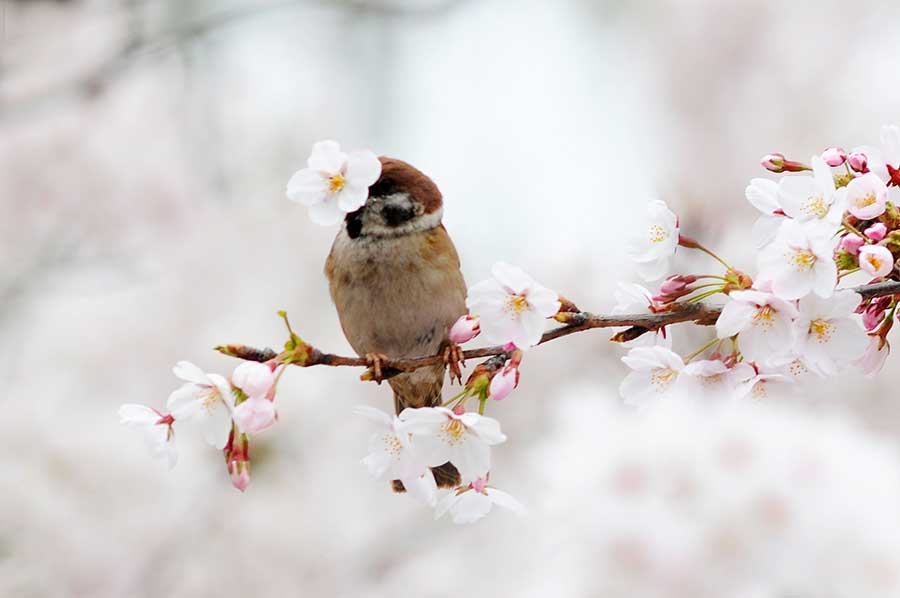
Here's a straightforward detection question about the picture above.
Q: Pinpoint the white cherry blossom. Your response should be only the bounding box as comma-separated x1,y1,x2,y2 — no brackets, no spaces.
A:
757,219,838,299
286,140,382,226
399,407,506,482
675,359,756,401
625,199,679,281
777,155,844,225
745,177,786,248
715,290,799,363
619,345,685,407
858,244,894,278
166,361,235,450
793,291,868,376
846,172,888,220
466,262,560,349
434,477,525,525
118,404,177,469
356,406,437,506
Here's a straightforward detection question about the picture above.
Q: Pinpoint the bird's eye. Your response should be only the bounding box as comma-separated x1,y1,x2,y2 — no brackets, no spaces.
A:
369,177,396,198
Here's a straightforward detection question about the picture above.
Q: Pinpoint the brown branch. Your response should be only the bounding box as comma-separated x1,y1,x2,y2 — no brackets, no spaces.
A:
217,280,900,378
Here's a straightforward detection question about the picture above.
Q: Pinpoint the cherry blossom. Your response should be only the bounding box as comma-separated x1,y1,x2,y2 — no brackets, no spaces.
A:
356,406,437,506
118,405,177,469
735,366,793,399
793,291,868,376
757,219,837,299
434,476,525,525
625,200,679,281
675,359,756,401
166,361,235,450
865,222,887,242
489,361,519,401
715,290,799,362
448,315,480,344
777,156,844,225
466,262,560,349
745,177,785,248
858,244,894,278
231,361,275,399
619,345,685,407
821,146,847,167
399,407,506,482
232,397,277,435
840,233,865,255
846,172,888,220
285,140,382,226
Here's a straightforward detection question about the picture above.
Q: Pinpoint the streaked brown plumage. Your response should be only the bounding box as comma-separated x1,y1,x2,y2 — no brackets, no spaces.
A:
325,157,466,488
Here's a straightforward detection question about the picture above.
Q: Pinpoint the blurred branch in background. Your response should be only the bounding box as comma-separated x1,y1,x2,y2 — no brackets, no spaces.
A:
0,0,466,120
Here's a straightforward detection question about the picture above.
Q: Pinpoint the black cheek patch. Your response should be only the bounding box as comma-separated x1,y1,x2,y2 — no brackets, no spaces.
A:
346,208,364,239
382,204,417,227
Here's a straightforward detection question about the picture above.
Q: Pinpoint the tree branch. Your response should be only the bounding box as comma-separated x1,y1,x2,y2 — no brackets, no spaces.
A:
216,280,900,378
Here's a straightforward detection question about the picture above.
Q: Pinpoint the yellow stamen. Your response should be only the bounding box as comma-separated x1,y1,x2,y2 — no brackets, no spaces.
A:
787,248,816,272
649,224,669,244
856,192,877,208
801,195,828,218
650,368,677,391
809,319,834,344
752,306,775,331
505,294,530,316
329,173,346,193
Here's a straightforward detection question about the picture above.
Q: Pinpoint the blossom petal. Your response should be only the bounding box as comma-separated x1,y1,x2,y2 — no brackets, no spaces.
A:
173,361,208,384
336,184,369,212
491,262,533,294
286,168,329,206
448,491,493,524
345,150,382,187
118,404,160,425
307,140,346,172
486,488,526,515
307,198,345,226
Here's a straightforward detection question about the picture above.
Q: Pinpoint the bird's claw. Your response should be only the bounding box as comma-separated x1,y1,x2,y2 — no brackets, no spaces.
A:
364,352,389,384
443,342,465,385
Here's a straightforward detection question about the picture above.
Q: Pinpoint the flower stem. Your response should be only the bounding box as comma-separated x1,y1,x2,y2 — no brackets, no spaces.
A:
683,337,721,363
679,236,734,270
839,267,861,280
684,288,724,303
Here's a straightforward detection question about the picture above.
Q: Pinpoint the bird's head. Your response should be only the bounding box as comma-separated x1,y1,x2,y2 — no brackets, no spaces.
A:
344,157,443,239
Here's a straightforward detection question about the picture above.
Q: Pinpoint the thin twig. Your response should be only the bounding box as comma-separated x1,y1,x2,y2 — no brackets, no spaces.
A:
218,280,900,378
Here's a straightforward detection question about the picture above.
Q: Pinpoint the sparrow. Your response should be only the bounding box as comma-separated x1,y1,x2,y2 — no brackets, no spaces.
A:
324,156,467,489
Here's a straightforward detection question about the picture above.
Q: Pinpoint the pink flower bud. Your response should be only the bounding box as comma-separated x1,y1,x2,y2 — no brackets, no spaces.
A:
489,363,519,401
848,152,869,173
839,233,865,255
233,396,277,434
821,147,847,167
865,222,888,241
471,476,488,493
228,459,251,492
449,315,480,344
232,361,275,398
655,275,698,302
761,153,786,172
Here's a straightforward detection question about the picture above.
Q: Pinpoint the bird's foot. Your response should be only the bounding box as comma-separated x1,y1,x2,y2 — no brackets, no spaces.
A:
443,342,465,385
364,352,389,384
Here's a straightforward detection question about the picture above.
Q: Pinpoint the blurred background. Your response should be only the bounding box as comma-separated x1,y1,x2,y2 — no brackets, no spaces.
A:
5,0,900,596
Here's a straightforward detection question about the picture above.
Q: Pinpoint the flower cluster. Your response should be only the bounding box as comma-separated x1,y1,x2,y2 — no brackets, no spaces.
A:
354,261,563,523
119,359,280,491
356,405,523,524
617,125,900,406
